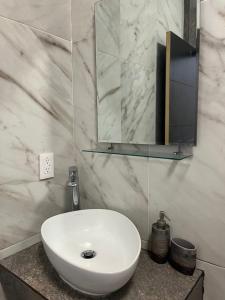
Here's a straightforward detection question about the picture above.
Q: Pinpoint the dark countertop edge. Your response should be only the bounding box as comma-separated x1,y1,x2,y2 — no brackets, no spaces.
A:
0,244,204,300
0,258,204,300
0,264,47,300
185,272,205,300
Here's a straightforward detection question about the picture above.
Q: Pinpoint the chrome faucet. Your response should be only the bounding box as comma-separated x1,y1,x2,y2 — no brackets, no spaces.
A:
67,166,80,211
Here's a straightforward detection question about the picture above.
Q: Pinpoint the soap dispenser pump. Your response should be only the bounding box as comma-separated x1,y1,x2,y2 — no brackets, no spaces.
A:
150,211,170,264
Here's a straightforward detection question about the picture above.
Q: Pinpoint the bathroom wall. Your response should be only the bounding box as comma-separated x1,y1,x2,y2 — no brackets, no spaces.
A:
72,0,225,299
72,0,149,242
96,0,184,145
0,0,74,251
95,0,121,142
149,1,225,298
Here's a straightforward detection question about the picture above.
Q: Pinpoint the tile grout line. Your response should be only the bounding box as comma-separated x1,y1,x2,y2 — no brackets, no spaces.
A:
0,234,41,260
0,5,72,260
197,258,225,270
69,0,76,158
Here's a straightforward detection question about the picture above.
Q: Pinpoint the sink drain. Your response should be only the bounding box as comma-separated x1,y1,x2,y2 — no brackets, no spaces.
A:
81,250,96,259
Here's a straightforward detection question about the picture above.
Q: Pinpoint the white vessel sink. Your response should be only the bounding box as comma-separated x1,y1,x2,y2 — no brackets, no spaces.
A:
41,209,141,296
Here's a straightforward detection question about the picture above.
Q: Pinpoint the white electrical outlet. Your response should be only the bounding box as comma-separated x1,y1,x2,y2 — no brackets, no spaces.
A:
39,153,54,180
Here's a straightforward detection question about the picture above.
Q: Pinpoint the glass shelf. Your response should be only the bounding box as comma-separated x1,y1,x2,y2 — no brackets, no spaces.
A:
82,148,192,160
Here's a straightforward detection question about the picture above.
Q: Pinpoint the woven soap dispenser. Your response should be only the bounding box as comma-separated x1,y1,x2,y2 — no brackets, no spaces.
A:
150,211,170,264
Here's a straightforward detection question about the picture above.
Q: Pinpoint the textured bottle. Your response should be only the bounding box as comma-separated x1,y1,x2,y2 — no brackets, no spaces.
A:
150,211,170,264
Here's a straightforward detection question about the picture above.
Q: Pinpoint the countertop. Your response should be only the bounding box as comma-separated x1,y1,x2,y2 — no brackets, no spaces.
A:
0,243,203,300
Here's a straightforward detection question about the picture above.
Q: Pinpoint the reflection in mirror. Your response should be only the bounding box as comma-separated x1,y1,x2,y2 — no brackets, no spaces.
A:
95,0,200,145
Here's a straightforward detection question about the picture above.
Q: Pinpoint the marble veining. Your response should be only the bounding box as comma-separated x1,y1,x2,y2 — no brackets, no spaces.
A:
148,1,225,298
149,0,225,267
0,16,74,250
95,0,121,143
0,0,71,40
72,0,150,239
76,153,149,241
120,0,157,67
4,5,225,300
95,0,120,57
157,0,184,45
96,0,184,144
96,52,122,142
121,61,155,143
72,0,225,298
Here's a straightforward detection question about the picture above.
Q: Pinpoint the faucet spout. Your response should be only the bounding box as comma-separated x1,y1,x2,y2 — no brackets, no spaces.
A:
67,166,80,211
72,183,79,208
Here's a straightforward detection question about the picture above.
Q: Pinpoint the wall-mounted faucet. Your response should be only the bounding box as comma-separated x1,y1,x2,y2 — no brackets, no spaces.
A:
67,166,80,211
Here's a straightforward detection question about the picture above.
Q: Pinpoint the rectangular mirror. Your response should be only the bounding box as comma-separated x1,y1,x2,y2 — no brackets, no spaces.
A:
95,0,200,145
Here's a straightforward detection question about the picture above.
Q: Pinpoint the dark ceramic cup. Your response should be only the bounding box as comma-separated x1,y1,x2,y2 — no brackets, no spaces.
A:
170,238,197,276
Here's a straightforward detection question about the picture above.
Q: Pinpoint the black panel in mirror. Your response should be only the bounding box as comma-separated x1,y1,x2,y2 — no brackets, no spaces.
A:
165,31,199,145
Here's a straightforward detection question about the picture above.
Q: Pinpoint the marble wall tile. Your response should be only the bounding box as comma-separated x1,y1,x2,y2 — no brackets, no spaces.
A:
120,0,157,68
96,52,121,101
95,0,121,143
0,16,74,249
120,0,184,144
148,0,225,267
0,182,68,249
77,153,149,241
72,0,97,43
73,28,98,151
95,0,120,57
157,0,184,45
96,52,122,142
0,0,71,40
121,61,156,144
95,0,185,145
72,0,150,241
72,0,225,297
96,0,157,144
